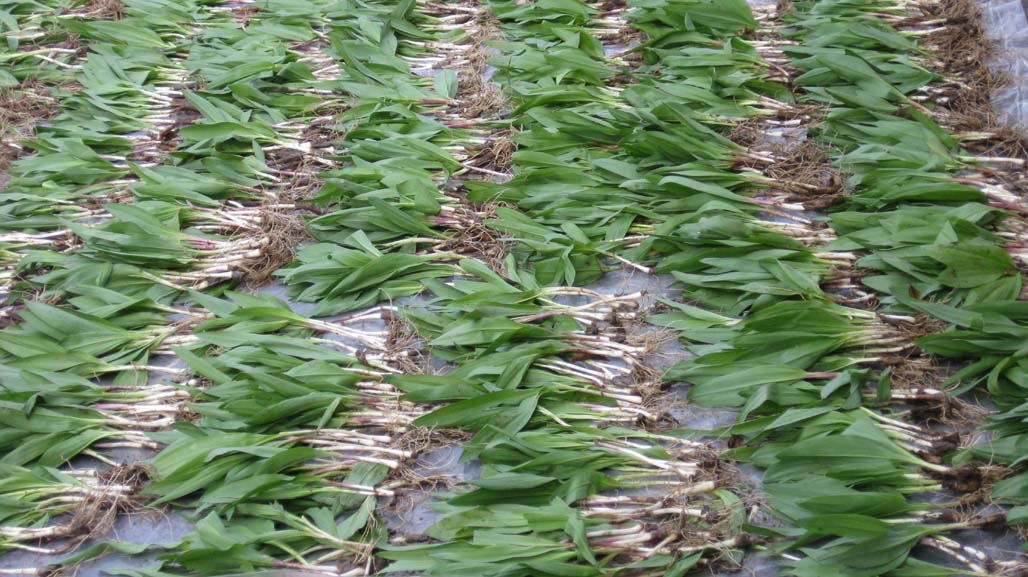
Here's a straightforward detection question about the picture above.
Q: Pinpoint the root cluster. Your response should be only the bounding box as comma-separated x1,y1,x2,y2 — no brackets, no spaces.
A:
238,209,311,286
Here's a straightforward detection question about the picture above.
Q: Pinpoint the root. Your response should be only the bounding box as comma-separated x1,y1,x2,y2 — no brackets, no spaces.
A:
0,81,63,170
239,209,311,286
99,462,154,491
354,514,380,565
620,325,679,416
922,0,996,78
639,387,686,429
437,201,512,274
775,0,795,16
886,355,992,427
36,463,152,564
386,429,470,523
953,464,1014,509
68,0,125,19
155,96,199,156
920,0,1028,158
466,130,517,172
762,139,843,208
889,356,944,390
460,84,506,120
301,119,338,152
384,313,432,374
691,447,743,491
453,12,506,120
392,427,469,457
936,461,1013,504
895,314,950,341
727,117,769,149
625,325,674,355
232,4,263,25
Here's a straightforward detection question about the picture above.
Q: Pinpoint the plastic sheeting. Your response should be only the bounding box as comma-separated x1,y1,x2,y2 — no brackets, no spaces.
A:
979,0,1028,129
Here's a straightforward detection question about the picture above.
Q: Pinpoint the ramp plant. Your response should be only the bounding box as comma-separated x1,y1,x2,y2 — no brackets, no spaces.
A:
1,0,1027,575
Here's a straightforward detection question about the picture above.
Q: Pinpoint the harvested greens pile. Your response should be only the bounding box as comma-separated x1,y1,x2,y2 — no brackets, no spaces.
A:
2,0,1028,575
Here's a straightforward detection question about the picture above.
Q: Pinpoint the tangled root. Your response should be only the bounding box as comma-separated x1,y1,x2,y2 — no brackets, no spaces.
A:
609,51,647,87
265,148,309,174
895,314,951,341
461,84,507,120
923,0,995,76
692,447,745,491
951,464,1014,509
765,139,844,208
889,356,943,390
936,462,1012,505
453,15,506,120
301,120,338,152
276,173,322,204
437,202,512,274
386,314,420,353
775,0,795,15
598,20,645,47
596,0,628,11
99,462,153,493
0,305,23,329
393,427,470,457
640,388,686,429
69,0,125,19
620,326,675,395
232,4,262,25
239,209,311,286
387,428,470,520
627,326,675,356
1,289,63,328
0,81,64,169
942,65,1025,156
384,314,432,374
920,0,1028,157
0,82,59,131
727,117,769,149
467,131,517,172
45,463,152,566
624,328,682,413
912,394,990,429
887,356,992,427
